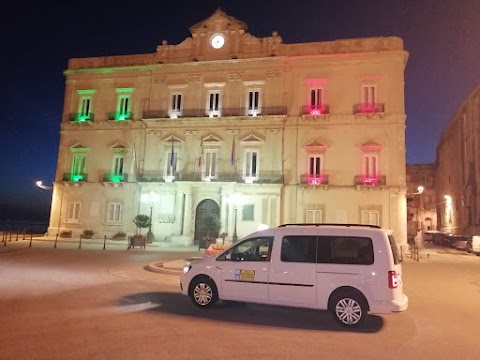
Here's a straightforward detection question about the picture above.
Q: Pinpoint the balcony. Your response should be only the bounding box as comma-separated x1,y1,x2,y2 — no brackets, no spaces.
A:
353,103,385,115
102,173,128,183
69,113,94,124
137,171,283,184
63,173,88,182
300,105,330,116
300,174,329,186
108,112,133,122
354,175,386,186
142,107,287,119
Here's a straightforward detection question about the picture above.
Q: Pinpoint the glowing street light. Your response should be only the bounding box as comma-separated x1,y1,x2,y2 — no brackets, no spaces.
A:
141,191,159,237
407,185,424,197
36,180,53,191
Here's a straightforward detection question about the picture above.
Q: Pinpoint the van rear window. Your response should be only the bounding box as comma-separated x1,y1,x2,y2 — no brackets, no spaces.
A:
388,235,400,265
317,236,374,265
280,235,374,265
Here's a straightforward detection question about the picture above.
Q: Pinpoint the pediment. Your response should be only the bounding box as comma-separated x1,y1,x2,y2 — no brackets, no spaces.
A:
69,143,90,153
201,134,223,147
162,135,183,144
240,133,264,145
357,140,383,152
109,142,129,153
189,8,247,33
303,140,328,152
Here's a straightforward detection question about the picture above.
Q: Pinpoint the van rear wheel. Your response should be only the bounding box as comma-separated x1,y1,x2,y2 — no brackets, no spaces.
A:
330,290,367,327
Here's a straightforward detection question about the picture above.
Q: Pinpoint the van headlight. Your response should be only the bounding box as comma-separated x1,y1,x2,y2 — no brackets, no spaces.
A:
183,263,192,274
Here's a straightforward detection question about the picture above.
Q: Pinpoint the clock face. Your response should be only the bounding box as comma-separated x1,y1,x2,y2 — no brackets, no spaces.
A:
210,34,225,49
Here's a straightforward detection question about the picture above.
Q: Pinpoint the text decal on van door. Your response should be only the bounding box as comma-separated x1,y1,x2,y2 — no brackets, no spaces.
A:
235,269,255,281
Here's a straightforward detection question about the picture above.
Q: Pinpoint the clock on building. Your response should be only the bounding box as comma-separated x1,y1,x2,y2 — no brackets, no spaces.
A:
210,33,225,49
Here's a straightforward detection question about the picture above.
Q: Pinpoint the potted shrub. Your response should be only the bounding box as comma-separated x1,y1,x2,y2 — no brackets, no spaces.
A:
112,232,126,240
81,229,94,239
59,230,72,238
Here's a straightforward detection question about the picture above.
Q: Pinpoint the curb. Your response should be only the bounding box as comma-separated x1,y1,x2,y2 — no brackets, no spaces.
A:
146,262,183,275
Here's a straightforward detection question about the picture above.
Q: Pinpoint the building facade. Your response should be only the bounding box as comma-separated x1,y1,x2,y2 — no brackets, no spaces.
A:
47,9,409,245
406,164,437,242
436,84,480,236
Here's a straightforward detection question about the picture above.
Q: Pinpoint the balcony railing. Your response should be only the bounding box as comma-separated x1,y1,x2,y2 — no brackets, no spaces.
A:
354,175,386,186
354,103,385,114
63,173,88,182
102,173,128,183
300,105,330,116
143,107,287,119
300,174,329,185
108,112,132,121
137,171,283,184
69,113,94,123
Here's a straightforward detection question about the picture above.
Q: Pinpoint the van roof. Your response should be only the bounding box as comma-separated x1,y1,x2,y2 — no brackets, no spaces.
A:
278,223,381,229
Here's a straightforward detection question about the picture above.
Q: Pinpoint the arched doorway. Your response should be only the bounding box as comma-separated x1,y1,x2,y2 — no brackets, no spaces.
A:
424,217,433,230
194,199,220,245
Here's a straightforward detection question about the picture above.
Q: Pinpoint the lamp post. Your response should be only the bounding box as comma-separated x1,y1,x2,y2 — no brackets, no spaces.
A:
228,194,244,242
141,191,159,239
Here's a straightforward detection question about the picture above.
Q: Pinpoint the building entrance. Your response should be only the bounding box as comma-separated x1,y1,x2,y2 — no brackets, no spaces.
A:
194,199,220,245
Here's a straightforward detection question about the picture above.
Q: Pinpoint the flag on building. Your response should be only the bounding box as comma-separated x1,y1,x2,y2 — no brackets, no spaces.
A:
170,140,175,167
198,140,203,168
231,137,235,166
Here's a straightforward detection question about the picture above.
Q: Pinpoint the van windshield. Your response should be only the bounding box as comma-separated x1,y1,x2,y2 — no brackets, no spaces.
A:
388,235,400,265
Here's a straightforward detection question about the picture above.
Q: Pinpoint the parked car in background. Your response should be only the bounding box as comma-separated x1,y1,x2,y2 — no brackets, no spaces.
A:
466,238,473,253
422,230,444,243
450,235,471,251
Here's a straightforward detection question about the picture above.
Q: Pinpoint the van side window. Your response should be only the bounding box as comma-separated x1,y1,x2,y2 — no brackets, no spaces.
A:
317,236,374,265
218,237,273,262
281,236,317,263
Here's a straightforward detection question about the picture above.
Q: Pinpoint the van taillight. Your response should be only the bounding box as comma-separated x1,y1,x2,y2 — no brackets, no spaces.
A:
388,271,398,289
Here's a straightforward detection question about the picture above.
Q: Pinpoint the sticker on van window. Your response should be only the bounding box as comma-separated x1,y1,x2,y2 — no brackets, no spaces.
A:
235,269,255,281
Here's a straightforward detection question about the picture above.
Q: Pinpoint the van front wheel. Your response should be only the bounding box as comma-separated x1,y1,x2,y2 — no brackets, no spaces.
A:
190,277,218,308
330,290,367,327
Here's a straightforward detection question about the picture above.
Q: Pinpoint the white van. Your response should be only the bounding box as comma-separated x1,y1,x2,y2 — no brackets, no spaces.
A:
469,236,480,255
180,224,408,327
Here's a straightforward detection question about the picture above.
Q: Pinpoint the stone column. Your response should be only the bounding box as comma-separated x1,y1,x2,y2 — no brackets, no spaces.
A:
175,191,184,236
183,192,192,241
220,191,228,234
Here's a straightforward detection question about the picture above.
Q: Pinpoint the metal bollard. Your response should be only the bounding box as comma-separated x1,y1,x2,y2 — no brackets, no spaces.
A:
103,235,106,250
54,234,58,248
78,235,82,249
29,233,33,248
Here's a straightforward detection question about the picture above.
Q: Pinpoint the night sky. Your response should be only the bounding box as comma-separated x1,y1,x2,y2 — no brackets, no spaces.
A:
2,0,480,221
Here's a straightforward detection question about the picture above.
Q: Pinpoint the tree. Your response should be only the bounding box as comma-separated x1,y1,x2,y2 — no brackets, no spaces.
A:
133,214,150,235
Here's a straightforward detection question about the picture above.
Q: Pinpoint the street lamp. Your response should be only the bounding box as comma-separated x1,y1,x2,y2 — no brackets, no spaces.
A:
36,180,53,191
406,185,424,197
141,191,159,238
228,194,244,242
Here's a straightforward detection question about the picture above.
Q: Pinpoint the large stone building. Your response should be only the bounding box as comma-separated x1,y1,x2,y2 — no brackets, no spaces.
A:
47,9,409,245
436,84,480,236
